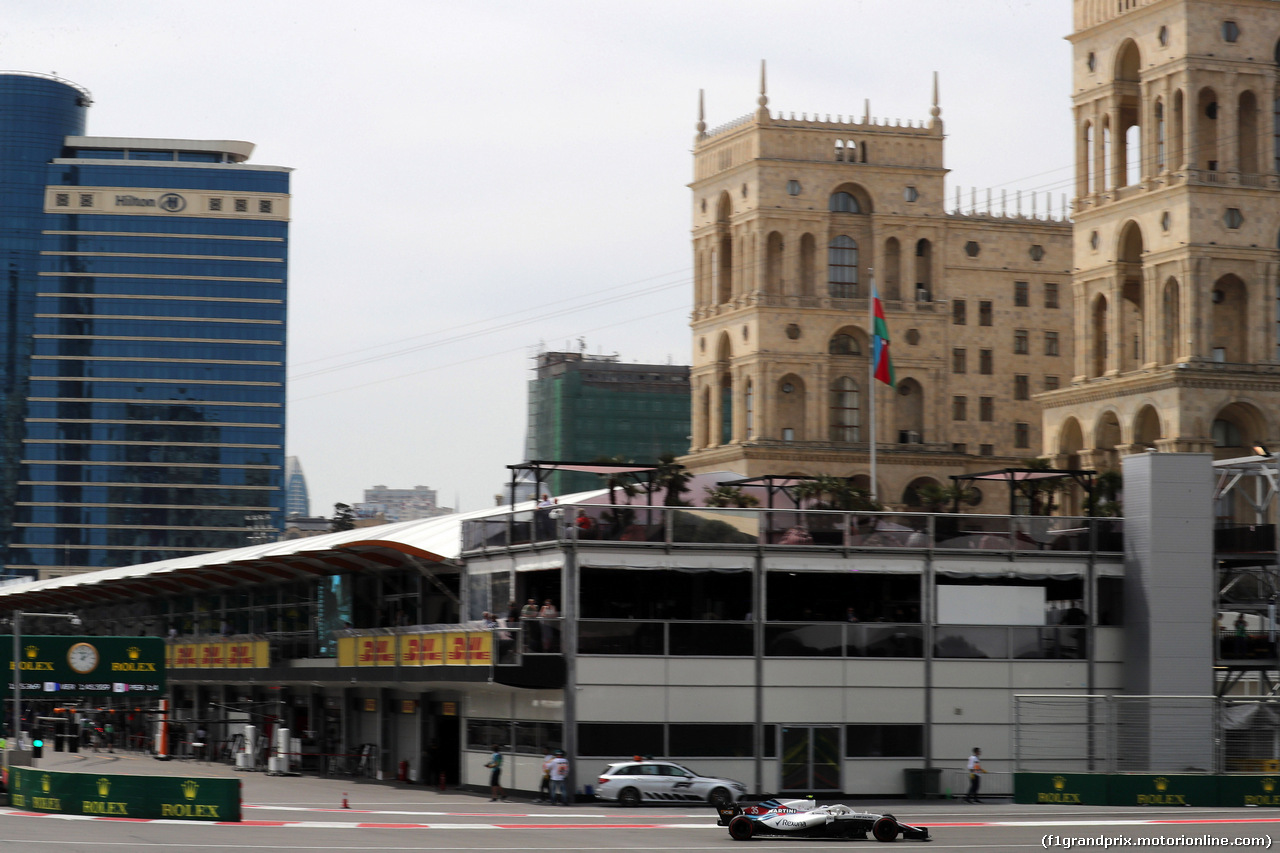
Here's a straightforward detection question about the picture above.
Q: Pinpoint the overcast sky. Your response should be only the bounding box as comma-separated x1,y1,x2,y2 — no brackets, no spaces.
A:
4,0,1075,515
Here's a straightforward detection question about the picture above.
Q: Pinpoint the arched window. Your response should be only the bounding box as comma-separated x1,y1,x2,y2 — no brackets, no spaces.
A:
829,376,860,442
765,231,784,294
1213,418,1243,448
915,239,932,301
834,139,845,162
828,236,858,298
829,192,860,213
1155,101,1165,172
829,333,861,355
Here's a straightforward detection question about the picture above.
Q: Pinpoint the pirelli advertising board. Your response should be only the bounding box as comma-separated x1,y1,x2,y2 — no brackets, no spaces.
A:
6,767,240,821
0,636,164,696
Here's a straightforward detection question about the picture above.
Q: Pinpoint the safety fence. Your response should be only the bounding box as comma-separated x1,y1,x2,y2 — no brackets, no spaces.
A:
1014,694,1280,774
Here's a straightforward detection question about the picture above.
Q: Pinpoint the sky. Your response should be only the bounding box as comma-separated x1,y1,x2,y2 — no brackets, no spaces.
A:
3,0,1076,515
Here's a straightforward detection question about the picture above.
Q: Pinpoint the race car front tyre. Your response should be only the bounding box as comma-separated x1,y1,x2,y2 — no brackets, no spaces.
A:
709,787,732,808
728,815,755,841
872,816,900,842
618,787,641,807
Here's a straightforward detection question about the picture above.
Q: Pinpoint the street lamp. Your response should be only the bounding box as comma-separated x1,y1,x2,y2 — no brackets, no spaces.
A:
8,609,81,764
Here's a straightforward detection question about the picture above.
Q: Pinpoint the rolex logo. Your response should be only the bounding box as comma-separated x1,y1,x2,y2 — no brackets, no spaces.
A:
25,645,37,659
1052,775,1066,791
1264,778,1276,793
181,779,199,800
97,777,111,797
41,774,50,793
127,646,140,660
1154,777,1169,792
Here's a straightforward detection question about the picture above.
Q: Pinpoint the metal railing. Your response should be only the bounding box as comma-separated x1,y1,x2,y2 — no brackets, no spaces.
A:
577,620,1087,660
463,506,1124,554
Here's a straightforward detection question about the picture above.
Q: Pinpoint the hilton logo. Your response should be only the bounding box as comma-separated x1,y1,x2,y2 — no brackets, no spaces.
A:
114,193,186,212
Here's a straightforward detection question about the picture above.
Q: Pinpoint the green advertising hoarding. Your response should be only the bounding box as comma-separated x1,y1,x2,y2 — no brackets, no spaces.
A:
6,767,240,821
1013,772,1109,805
0,636,165,696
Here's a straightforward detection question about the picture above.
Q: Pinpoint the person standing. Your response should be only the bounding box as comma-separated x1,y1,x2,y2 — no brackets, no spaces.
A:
548,749,570,806
539,599,558,652
964,747,986,803
536,748,555,802
521,598,540,651
486,743,506,802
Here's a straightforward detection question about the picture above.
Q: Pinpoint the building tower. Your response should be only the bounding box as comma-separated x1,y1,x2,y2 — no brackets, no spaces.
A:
680,65,1074,508
0,72,290,579
1042,0,1280,476
285,457,310,519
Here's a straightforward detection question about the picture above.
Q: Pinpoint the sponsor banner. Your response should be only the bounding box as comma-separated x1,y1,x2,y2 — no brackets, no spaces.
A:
337,633,486,668
356,636,394,666
1015,773,1238,807
0,636,164,695
1220,774,1280,807
1109,773,1218,807
8,768,240,821
167,641,267,670
1013,772,1108,806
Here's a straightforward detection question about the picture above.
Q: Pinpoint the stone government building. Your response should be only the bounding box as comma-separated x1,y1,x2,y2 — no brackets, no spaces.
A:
682,0,1280,512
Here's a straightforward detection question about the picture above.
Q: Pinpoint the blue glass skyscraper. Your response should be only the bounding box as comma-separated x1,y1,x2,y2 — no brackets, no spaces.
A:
0,72,289,577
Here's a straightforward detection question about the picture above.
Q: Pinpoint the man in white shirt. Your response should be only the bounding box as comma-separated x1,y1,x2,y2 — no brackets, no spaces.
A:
536,750,555,802
548,749,570,806
964,747,986,803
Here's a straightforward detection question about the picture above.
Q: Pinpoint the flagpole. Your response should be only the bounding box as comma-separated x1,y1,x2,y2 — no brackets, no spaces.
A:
869,271,877,503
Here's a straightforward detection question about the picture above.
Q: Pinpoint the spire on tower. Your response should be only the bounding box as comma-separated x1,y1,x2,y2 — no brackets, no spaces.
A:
755,60,770,123
697,89,707,138
930,71,943,130
863,98,870,124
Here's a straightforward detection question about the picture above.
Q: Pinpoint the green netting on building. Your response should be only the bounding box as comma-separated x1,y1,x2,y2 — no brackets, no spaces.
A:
525,354,690,496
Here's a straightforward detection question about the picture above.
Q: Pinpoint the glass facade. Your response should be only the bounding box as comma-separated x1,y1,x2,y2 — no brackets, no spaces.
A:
0,73,289,576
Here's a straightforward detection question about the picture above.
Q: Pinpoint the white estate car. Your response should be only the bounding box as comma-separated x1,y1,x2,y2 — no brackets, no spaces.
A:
595,760,748,806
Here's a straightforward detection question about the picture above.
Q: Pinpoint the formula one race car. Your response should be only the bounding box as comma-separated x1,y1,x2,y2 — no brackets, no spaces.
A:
716,798,932,842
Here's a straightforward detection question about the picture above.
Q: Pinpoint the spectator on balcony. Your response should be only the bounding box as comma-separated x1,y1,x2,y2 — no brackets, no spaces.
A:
1235,613,1249,657
539,599,558,652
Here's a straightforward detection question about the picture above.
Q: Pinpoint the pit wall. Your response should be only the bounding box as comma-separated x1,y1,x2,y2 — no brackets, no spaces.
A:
1015,773,1280,807
4,767,241,821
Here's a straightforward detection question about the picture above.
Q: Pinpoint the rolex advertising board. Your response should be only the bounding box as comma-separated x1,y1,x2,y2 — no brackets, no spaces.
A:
7,767,240,821
0,636,165,696
1013,772,1108,805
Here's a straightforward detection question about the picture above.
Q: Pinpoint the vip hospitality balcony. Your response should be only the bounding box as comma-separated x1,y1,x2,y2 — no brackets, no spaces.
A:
462,506,1124,554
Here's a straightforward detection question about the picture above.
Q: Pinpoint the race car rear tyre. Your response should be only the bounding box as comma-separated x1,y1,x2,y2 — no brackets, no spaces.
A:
872,816,900,842
618,787,641,807
728,815,755,841
709,787,732,808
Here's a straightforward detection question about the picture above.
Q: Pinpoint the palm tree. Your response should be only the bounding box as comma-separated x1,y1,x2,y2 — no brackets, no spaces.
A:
703,485,760,508
650,453,692,507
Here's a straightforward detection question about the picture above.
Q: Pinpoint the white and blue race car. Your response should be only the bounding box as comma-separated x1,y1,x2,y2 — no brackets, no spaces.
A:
717,797,932,842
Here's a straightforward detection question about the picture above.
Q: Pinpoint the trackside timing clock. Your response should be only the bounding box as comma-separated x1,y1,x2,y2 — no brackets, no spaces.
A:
67,641,100,674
